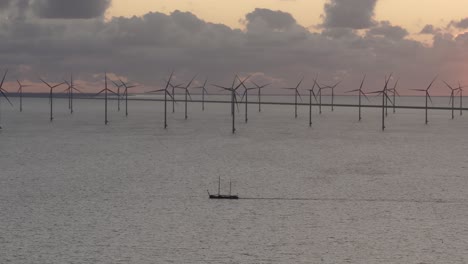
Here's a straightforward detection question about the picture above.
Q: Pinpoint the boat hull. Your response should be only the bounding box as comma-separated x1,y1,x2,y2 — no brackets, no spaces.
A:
209,195,239,199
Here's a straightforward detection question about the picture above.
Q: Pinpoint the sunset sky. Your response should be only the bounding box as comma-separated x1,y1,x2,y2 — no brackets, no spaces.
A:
0,0,467,94
108,0,467,34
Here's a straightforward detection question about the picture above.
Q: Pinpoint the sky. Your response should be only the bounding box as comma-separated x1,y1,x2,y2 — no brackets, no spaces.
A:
0,0,467,94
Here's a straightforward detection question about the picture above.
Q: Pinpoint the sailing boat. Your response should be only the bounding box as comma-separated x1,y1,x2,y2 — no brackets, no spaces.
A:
208,176,239,199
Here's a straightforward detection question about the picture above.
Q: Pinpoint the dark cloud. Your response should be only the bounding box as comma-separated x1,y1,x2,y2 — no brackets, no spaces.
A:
450,18,468,29
245,8,296,32
0,0,111,19
0,0,12,8
0,7,466,94
31,0,111,19
420,24,437,35
322,0,378,29
367,21,408,40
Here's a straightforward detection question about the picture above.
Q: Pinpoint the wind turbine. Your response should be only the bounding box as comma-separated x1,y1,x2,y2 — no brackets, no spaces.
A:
95,73,118,125
63,74,82,114
16,80,31,112
282,77,304,118
317,83,328,114
388,80,400,114
111,80,124,112
0,70,13,129
119,79,137,117
346,75,369,121
193,79,208,111
411,76,437,125
40,78,65,122
324,81,341,112
179,75,197,120
239,80,258,123
444,81,458,120
213,75,249,133
455,82,467,116
146,72,176,129
251,81,270,112
368,75,393,131
308,78,318,127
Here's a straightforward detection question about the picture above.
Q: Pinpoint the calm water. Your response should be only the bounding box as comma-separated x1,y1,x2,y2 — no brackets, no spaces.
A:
1,97,468,263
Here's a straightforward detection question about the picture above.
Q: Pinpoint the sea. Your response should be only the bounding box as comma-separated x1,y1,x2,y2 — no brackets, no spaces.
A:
1,95,467,263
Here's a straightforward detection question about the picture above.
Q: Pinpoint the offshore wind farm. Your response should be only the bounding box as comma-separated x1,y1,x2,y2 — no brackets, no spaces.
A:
1,81,468,262
2,0,468,263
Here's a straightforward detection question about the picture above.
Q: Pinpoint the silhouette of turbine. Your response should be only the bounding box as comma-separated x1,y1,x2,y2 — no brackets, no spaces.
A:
250,81,270,113
16,80,31,112
95,73,118,125
411,76,437,125
0,70,13,129
213,75,250,133
63,74,82,114
346,75,370,122
40,78,65,122
146,72,176,129
282,77,304,119
193,79,208,111
368,75,393,131
119,79,137,117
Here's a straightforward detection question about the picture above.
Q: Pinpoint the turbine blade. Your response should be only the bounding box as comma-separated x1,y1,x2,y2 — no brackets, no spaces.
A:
95,89,106,96
39,78,53,89
362,91,371,102
346,89,361,93
311,89,318,102
146,88,165,93
427,93,433,105
107,89,119,96
165,71,174,89
240,90,246,103
166,90,175,101
187,90,193,101
296,76,304,89
0,70,7,90
360,75,366,90
186,74,197,89
111,80,121,88
426,76,438,91
51,82,65,89
251,80,260,88
212,84,229,90
443,81,454,91
72,87,83,93
0,89,13,107
297,90,303,102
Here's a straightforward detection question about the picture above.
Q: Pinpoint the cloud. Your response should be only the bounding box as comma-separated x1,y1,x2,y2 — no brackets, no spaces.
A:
450,18,468,29
0,7,466,95
420,24,437,35
0,0,111,19
32,0,111,19
367,21,408,40
321,0,378,29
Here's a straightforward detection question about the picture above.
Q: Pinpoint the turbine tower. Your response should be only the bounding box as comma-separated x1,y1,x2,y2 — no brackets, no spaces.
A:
411,76,437,125
95,73,118,125
282,77,304,119
0,70,13,129
146,72,176,129
16,80,31,112
40,78,65,122
346,75,369,121
193,79,208,111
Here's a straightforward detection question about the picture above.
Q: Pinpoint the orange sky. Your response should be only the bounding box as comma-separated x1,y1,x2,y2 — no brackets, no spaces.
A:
107,0,468,34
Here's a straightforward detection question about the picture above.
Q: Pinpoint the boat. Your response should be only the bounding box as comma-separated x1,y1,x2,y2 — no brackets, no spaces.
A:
208,176,239,199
